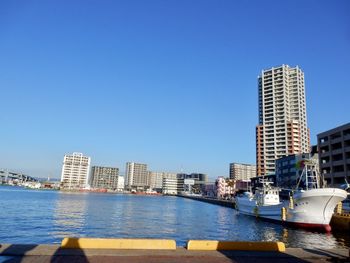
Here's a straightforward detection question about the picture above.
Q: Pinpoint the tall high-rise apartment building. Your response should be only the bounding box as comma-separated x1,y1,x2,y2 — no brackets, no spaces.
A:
90,166,119,190
60,152,91,189
125,162,148,190
229,163,256,181
256,65,310,176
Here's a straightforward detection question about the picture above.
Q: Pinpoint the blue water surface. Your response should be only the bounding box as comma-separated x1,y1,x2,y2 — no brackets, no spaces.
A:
0,186,349,248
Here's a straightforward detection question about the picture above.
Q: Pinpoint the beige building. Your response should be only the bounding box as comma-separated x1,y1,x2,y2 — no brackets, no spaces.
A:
125,162,148,190
229,163,256,181
148,171,163,190
149,172,177,190
256,65,310,176
60,152,91,189
90,166,119,190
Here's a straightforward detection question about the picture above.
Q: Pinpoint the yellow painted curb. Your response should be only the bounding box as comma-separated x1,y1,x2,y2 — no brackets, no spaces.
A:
61,238,176,250
187,240,285,252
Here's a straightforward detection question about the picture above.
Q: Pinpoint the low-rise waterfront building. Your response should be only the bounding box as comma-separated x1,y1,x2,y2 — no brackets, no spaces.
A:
117,176,125,191
89,166,119,190
60,152,91,189
149,172,177,192
204,182,216,197
162,178,184,195
177,173,208,193
275,153,316,189
229,163,256,180
318,122,350,187
215,177,235,199
234,180,251,192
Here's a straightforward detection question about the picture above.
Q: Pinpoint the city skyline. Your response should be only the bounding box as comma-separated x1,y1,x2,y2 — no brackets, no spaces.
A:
1,1,350,180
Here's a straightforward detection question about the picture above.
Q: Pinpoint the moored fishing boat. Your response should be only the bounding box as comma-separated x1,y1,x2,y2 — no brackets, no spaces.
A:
235,159,348,232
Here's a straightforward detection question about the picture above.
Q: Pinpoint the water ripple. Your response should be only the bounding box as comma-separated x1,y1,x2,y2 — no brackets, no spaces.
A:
0,186,349,248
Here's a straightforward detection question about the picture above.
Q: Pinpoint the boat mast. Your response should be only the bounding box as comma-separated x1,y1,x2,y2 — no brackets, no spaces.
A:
295,158,321,190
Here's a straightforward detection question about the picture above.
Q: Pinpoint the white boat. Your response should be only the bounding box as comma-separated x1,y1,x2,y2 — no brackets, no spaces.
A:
236,181,284,221
235,159,348,232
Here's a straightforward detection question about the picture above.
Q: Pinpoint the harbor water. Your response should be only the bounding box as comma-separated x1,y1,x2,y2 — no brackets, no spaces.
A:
0,186,349,248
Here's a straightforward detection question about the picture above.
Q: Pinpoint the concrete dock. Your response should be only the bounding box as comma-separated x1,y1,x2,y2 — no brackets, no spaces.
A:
177,194,236,208
0,244,349,263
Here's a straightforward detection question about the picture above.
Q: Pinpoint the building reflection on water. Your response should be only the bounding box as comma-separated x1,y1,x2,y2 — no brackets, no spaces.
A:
51,192,88,239
280,228,342,249
49,192,350,248
232,211,349,249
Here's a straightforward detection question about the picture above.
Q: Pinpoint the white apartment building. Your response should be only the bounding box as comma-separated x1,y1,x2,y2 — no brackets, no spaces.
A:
162,178,178,195
256,65,310,176
60,152,91,189
229,163,256,181
117,176,125,191
125,162,148,190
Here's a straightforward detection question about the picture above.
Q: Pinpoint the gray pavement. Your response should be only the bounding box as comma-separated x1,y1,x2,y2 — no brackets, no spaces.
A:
0,244,349,263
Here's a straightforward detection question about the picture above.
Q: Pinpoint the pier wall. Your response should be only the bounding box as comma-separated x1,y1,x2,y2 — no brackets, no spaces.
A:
177,195,235,209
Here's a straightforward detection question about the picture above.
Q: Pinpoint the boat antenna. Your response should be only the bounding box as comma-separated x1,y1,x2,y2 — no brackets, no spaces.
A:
341,178,350,191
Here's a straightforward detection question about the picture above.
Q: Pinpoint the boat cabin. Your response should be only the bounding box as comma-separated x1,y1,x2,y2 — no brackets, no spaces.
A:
255,183,280,206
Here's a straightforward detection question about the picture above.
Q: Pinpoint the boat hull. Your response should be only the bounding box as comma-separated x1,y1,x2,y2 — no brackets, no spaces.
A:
236,197,283,221
236,188,348,232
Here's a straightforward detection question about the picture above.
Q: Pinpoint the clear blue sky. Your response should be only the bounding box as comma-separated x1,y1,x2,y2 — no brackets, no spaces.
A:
1,0,349,180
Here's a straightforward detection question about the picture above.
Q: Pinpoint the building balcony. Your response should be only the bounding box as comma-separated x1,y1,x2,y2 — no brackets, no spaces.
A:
318,137,329,145
330,137,342,144
333,171,346,178
322,173,332,179
332,160,345,166
320,162,331,168
330,148,343,155
319,147,330,154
